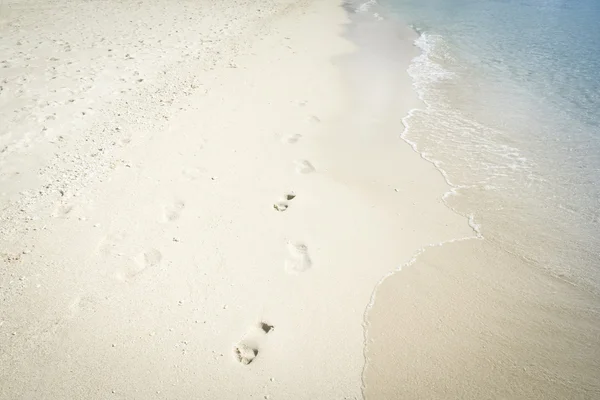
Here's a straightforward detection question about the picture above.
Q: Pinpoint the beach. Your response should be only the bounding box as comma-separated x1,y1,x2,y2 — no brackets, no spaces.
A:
1,0,599,399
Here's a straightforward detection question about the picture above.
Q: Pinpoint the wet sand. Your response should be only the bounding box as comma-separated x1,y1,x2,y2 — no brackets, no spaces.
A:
363,239,600,399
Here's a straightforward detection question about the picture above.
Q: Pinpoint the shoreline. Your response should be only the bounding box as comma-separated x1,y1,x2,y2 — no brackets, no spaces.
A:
360,3,600,400
2,0,598,399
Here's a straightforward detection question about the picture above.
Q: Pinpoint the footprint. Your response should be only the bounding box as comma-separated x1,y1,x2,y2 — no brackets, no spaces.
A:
67,295,97,319
294,159,315,174
307,115,321,123
273,202,288,212
233,321,275,365
285,242,312,274
182,167,204,181
234,344,258,365
283,133,302,144
117,133,132,147
139,249,162,267
52,203,75,218
273,192,296,212
163,200,185,222
98,231,135,258
114,249,162,281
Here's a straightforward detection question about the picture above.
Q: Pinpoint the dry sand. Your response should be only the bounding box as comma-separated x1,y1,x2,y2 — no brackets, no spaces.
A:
0,0,469,398
3,0,598,399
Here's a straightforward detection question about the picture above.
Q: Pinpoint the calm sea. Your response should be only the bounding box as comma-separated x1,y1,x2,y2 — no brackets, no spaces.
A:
366,0,600,292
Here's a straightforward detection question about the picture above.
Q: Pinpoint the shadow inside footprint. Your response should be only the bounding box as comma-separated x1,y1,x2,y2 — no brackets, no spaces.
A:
284,133,302,144
295,159,315,174
234,344,258,365
234,322,275,365
274,202,288,212
259,322,274,333
273,192,296,212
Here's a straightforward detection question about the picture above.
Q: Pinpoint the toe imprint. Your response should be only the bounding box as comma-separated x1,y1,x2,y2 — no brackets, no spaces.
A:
273,192,296,212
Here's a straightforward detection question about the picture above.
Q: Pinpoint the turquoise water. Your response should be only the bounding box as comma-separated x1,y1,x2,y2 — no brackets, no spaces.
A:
359,0,600,290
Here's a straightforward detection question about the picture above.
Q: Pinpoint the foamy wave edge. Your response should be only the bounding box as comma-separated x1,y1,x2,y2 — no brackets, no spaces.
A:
360,28,483,399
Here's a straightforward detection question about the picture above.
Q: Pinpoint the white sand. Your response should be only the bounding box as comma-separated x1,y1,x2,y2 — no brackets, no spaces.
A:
1,0,471,398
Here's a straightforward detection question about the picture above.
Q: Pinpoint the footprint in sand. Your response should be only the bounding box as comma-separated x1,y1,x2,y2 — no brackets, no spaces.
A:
233,322,275,365
283,133,302,144
182,167,204,181
294,159,315,174
98,233,162,282
163,200,185,222
114,248,162,282
67,295,97,319
98,232,125,257
117,133,132,147
307,115,321,123
285,242,312,274
273,192,296,212
52,203,75,218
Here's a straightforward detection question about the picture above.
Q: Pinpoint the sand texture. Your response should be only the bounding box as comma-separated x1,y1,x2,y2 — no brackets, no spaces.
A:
3,0,598,399
1,0,467,398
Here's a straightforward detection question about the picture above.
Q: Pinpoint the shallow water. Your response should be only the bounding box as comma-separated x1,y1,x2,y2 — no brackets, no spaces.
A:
372,0,600,292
